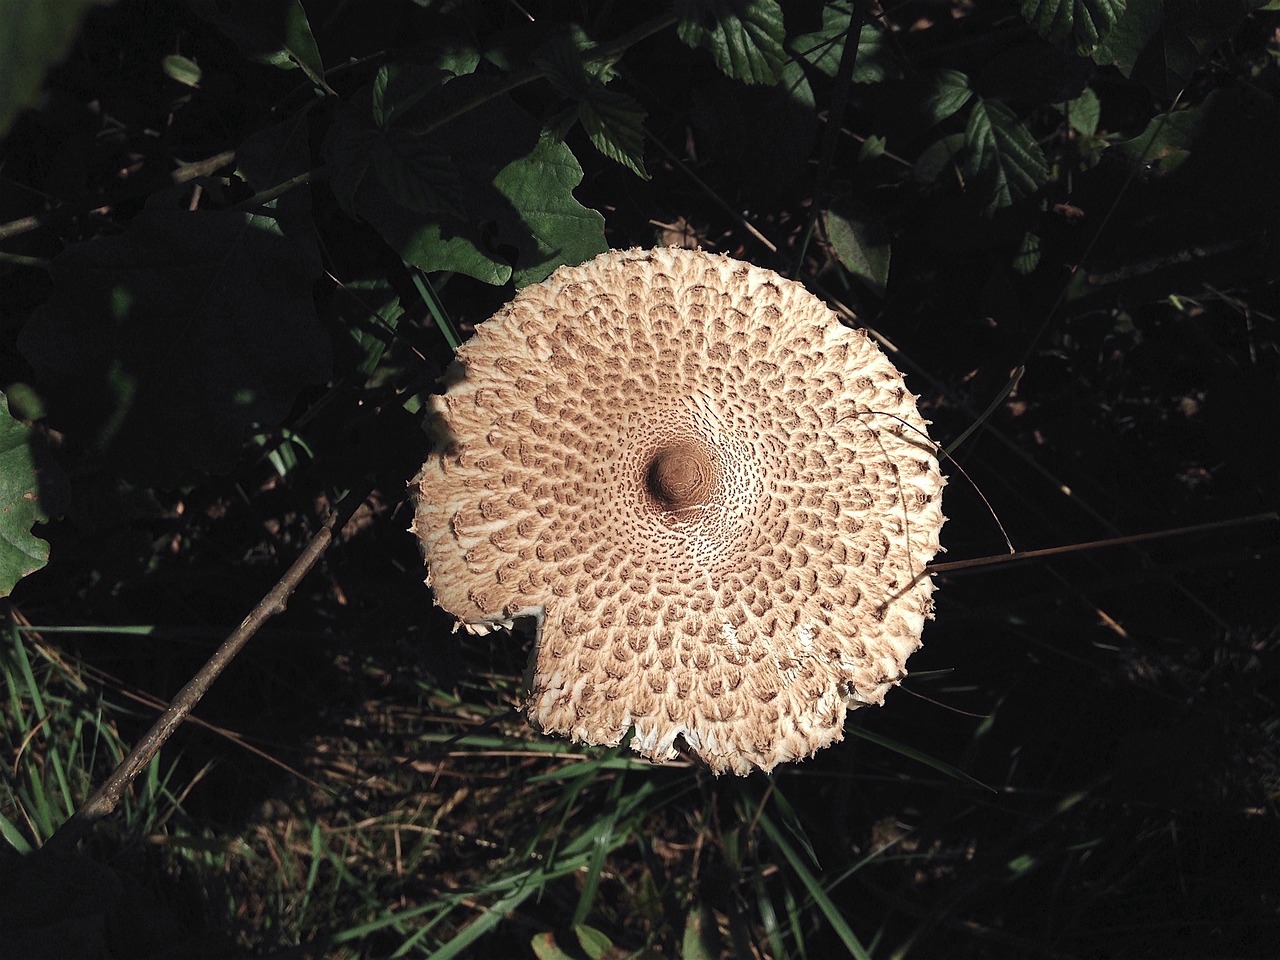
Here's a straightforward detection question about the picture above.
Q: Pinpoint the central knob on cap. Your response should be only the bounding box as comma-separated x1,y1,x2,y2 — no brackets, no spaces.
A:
646,443,714,512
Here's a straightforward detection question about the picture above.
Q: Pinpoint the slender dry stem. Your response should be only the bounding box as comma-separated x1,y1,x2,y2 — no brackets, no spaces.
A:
44,479,374,851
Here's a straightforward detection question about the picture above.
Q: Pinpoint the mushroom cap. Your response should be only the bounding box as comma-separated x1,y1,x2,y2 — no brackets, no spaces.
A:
411,247,945,774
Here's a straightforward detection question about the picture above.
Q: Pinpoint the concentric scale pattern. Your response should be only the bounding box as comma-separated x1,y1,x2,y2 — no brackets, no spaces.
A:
412,247,945,774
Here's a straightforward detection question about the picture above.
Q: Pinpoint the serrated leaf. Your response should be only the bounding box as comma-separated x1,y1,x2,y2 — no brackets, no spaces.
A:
677,0,786,84
578,89,649,179
790,4,901,83
0,0,107,139
18,204,329,484
1013,231,1042,274
0,393,61,597
823,205,891,295
921,69,974,127
537,38,649,178
963,99,1049,212
1021,0,1127,55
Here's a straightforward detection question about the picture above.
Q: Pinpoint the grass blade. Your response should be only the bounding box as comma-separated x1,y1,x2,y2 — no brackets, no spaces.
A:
759,810,871,960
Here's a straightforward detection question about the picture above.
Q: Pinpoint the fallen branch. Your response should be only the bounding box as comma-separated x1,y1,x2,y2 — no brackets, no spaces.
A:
45,479,374,851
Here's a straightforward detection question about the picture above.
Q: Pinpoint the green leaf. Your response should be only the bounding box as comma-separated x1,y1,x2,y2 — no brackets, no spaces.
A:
1057,86,1102,136
770,783,820,868
371,63,449,130
681,903,718,960
963,98,1050,212
677,0,786,84
790,4,902,83
18,204,329,484
236,112,322,269
921,69,974,127
191,0,327,91
537,37,649,178
576,87,649,179
847,724,995,791
1012,230,1042,274
574,924,615,959
531,932,576,960
498,132,607,288
757,811,873,960
1093,0,1259,98
371,131,464,217
1110,89,1220,174
0,0,107,139
858,134,887,162
913,132,967,186
324,72,606,287
0,394,62,597
162,53,201,88
823,204,891,295
1020,0,1127,55
330,279,406,382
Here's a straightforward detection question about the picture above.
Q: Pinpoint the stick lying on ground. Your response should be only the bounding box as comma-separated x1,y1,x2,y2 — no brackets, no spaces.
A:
45,481,373,852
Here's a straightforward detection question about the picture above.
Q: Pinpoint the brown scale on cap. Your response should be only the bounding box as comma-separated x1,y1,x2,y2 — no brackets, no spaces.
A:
411,247,946,775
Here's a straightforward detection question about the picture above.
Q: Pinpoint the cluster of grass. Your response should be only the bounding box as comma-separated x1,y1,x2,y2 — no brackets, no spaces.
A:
8,594,1275,956
4,614,927,958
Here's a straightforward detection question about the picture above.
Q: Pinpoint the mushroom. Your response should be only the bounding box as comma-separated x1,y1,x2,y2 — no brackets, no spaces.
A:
411,247,945,774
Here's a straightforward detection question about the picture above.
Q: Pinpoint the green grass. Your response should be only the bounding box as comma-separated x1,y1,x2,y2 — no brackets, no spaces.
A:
4,614,1012,958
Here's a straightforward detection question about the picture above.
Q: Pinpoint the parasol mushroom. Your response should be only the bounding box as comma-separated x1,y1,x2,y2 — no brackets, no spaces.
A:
411,247,945,774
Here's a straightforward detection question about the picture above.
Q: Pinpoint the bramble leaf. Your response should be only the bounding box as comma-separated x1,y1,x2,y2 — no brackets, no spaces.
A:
1020,0,1127,55
0,393,62,597
577,88,648,179
677,0,786,84
790,3,902,83
1012,231,1042,274
538,38,649,178
921,69,974,127
964,99,1050,212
